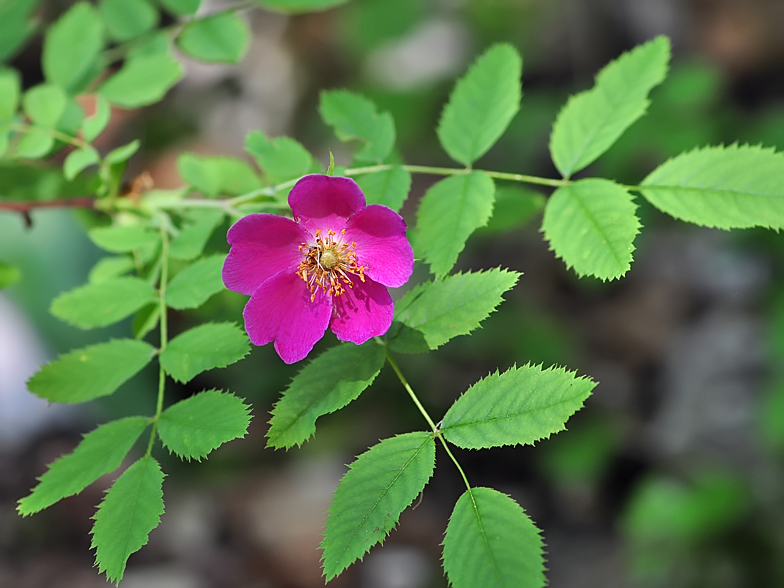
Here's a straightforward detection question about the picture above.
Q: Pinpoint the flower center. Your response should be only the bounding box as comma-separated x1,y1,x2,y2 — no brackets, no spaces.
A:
297,228,365,301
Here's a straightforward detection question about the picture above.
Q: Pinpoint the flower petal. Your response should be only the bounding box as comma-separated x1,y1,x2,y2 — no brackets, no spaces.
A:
223,214,307,295
329,276,394,344
344,204,414,287
243,270,332,364
289,175,366,235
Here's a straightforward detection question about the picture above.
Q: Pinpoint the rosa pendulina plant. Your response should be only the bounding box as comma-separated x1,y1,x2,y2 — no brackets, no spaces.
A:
222,174,414,363
5,2,784,585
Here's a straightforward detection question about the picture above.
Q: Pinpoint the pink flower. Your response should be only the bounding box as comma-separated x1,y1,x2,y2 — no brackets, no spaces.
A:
222,174,414,364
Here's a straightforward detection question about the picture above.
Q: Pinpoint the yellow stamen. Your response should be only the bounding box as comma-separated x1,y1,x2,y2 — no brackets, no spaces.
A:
297,227,366,301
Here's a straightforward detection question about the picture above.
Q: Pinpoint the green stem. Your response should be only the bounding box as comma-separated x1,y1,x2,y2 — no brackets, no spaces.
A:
343,164,572,189
437,434,473,493
381,344,473,493
146,224,170,457
383,347,438,433
10,123,92,150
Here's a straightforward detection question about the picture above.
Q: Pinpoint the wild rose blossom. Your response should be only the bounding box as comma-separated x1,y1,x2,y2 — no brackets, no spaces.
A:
222,174,414,364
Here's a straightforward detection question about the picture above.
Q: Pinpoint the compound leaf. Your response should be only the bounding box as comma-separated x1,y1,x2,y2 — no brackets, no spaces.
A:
389,269,519,353
438,44,522,166
267,342,385,449
177,11,250,64
442,364,595,449
355,166,411,212
550,36,670,178
321,432,436,580
415,172,495,278
91,456,165,584
27,339,156,404
158,390,251,460
640,144,784,229
320,90,395,163
166,253,226,310
443,487,544,588
51,277,157,329
18,417,149,515
160,322,249,383
542,178,639,280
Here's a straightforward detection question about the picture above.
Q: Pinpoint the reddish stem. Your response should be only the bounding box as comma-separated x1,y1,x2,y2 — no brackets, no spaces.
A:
0,197,96,227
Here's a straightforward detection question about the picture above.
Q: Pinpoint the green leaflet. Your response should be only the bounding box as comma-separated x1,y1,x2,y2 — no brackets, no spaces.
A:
88,224,159,253
42,2,104,95
0,261,21,289
98,0,158,42
105,139,140,165
81,94,111,142
88,256,135,283
256,0,349,14
64,146,99,180
355,166,411,212
23,84,67,127
0,68,21,122
389,269,520,353
246,131,314,185
437,44,522,166
177,12,250,64
541,178,639,281
166,254,226,310
158,0,200,15
550,36,670,178
132,303,160,340
266,342,386,449
320,90,395,163
640,144,784,229
623,473,749,543
99,51,183,109
443,487,544,588
321,432,436,580
169,209,224,260
415,172,495,278
0,0,38,62
18,417,149,515
482,185,544,233
15,129,53,159
160,322,249,383
158,390,251,460
177,152,262,196
27,339,156,404
50,277,157,329
91,456,165,584
441,364,595,449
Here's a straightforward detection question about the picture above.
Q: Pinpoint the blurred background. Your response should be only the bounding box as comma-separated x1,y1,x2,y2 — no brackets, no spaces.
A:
2,0,784,586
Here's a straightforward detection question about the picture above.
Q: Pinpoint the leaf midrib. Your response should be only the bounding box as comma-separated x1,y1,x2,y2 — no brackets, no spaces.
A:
443,392,586,432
